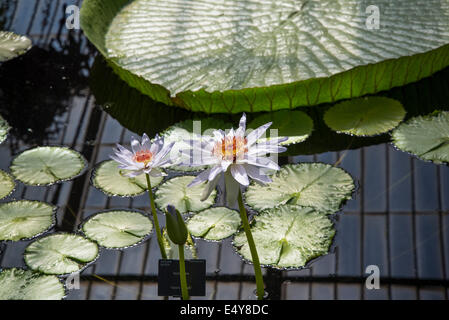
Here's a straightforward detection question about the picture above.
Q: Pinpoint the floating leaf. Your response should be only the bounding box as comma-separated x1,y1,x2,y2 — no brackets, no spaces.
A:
10,146,87,186
0,114,10,144
248,110,313,145
162,228,197,259
245,163,354,214
24,233,99,275
392,111,449,164
82,210,153,248
324,97,406,136
161,118,231,172
187,207,241,241
0,200,56,241
0,170,14,200
81,0,449,113
92,160,163,197
0,268,65,300
233,205,335,269
0,31,32,62
155,176,216,213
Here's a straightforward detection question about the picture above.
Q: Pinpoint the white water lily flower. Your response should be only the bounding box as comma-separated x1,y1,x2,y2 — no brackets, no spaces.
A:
110,133,175,178
181,114,287,206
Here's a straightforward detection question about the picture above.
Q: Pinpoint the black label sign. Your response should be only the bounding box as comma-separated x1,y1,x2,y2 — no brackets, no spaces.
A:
158,259,206,297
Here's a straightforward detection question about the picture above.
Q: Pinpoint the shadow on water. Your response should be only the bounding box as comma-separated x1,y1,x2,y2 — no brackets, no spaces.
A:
90,55,449,155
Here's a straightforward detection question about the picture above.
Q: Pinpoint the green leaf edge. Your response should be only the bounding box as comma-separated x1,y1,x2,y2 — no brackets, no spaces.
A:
0,170,15,200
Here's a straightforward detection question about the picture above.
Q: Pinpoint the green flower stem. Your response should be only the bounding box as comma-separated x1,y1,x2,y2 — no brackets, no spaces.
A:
237,189,265,300
178,244,190,300
146,173,167,259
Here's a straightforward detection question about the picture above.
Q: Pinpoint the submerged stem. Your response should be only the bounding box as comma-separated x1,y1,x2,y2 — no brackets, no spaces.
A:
237,189,265,300
146,173,167,259
178,244,190,300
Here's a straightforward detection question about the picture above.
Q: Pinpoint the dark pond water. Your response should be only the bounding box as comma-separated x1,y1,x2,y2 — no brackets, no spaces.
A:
0,0,449,300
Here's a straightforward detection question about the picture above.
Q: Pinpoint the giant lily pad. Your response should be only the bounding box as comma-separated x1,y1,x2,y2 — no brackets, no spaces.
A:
248,110,313,145
24,233,99,275
187,207,241,241
245,163,354,214
0,268,65,300
81,0,449,113
10,146,87,186
0,170,14,200
0,114,10,144
0,201,56,241
162,228,197,259
233,205,335,269
92,160,163,197
82,210,153,248
324,97,406,136
0,31,32,62
154,176,216,213
392,111,449,164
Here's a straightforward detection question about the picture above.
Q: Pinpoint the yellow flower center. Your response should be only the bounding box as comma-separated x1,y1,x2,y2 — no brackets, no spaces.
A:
213,136,248,162
133,150,153,166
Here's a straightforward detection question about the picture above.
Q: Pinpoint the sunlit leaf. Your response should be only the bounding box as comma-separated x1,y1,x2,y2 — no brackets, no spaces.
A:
0,200,56,241
24,233,99,275
245,163,354,214
154,176,216,213
0,170,14,200
92,160,163,197
0,268,65,300
187,207,241,241
324,97,406,136
82,210,153,249
248,110,313,145
10,146,87,186
233,205,335,269
0,114,10,144
0,31,32,62
162,228,197,259
392,111,449,164
81,0,449,113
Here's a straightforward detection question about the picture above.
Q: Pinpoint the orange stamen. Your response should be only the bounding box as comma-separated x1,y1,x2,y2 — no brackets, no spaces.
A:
133,150,153,165
213,136,248,162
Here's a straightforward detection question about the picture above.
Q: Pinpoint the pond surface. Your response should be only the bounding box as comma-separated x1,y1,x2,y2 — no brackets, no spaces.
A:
0,0,449,300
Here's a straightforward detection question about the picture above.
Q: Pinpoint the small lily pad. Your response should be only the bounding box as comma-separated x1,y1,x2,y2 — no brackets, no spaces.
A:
24,233,99,275
187,207,241,241
0,200,56,241
92,160,163,197
0,268,65,300
324,97,406,136
392,111,449,164
233,205,335,269
0,170,14,200
162,228,197,259
155,176,216,213
0,31,32,62
248,110,313,146
161,118,231,172
0,114,10,144
82,210,153,249
245,163,354,214
10,146,87,186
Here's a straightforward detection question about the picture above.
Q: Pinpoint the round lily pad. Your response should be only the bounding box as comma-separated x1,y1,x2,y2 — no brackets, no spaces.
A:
0,114,10,144
233,205,335,269
0,31,32,62
24,233,99,275
82,210,153,249
0,170,14,200
10,146,87,186
155,176,216,213
187,207,241,241
0,268,65,300
92,160,163,197
392,111,449,164
162,228,197,259
245,163,355,214
324,97,406,136
248,110,313,145
0,200,56,241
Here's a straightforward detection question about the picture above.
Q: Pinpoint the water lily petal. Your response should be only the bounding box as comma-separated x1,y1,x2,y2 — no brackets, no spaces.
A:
141,133,152,151
130,136,142,154
224,171,240,207
201,175,220,201
188,168,211,187
208,164,223,181
230,164,249,186
244,164,272,184
246,122,272,146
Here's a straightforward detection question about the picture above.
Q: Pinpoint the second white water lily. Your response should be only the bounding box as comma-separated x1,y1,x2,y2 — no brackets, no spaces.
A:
181,113,287,205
